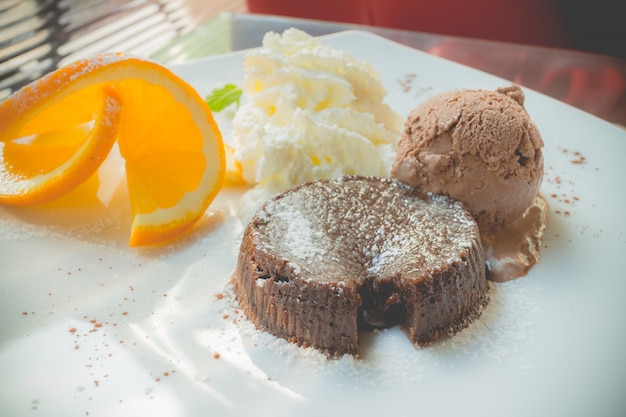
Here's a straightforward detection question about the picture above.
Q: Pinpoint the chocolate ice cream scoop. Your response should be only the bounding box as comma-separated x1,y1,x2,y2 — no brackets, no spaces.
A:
392,85,543,231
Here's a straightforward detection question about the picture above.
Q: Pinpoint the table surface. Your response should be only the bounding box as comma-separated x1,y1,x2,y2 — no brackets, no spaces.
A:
2,6,626,127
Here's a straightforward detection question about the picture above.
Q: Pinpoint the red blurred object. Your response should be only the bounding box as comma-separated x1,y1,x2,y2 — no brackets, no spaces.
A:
428,39,626,124
247,0,371,27
246,0,570,48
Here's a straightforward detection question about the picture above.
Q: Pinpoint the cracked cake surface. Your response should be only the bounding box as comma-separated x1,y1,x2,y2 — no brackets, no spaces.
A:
234,175,489,356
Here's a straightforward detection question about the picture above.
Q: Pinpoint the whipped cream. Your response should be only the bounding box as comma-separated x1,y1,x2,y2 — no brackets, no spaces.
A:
232,29,403,214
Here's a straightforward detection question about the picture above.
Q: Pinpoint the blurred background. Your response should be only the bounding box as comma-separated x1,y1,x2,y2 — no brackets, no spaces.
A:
1,0,625,123
245,0,625,59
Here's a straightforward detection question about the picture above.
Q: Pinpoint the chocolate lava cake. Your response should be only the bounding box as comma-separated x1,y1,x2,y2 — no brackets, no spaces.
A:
233,176,489,356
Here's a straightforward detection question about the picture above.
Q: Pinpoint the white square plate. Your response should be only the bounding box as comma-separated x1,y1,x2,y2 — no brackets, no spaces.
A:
1,30,625,417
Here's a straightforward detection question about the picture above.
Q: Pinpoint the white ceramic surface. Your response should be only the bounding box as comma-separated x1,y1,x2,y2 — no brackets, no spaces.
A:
1,31,625,417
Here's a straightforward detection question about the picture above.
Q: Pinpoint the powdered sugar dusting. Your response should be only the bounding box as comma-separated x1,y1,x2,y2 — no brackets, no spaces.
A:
252,176,479,281
271,210,328,260
2,52,153,118
0,205,124,246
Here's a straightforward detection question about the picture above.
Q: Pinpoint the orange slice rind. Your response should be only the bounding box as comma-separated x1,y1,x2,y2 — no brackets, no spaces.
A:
0,85,121,206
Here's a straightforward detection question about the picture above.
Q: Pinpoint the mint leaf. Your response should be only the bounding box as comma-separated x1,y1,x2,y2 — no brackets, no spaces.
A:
205,84,242,112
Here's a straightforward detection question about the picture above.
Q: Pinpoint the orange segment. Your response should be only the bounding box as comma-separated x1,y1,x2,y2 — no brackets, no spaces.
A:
110,65,225,247
0,85,121,206
224,144,245,185
0,53,226,246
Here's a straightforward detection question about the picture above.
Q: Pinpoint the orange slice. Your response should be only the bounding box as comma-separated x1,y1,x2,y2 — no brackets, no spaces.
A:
0,85,121,206
224,143,245,185
0,53,226,246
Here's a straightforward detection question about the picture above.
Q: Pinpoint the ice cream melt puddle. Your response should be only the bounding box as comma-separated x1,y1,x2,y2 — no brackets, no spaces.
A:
482,194,548,282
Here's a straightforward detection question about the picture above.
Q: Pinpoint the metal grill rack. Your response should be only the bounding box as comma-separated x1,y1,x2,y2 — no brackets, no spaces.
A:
0,0,244,100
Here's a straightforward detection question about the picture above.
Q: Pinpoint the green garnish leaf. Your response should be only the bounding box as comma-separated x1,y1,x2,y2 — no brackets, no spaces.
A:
205,83,242,112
